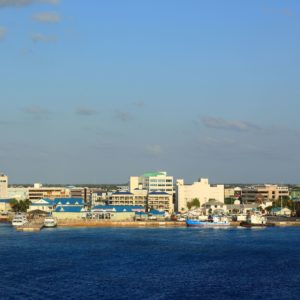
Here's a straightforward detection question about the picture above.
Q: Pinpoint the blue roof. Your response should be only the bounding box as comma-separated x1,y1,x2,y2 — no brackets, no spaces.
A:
148,191,169,195
0,199,12,203
112,191,133,196
149,209,165,215
92,205,144,212
54,198,84,205
31,199,54,206
54,206,86,213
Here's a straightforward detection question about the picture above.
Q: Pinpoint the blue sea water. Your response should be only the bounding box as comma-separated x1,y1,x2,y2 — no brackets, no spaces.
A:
0,224,299,300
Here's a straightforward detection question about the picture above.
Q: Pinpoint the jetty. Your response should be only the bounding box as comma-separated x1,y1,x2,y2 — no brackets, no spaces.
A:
16,219,44,232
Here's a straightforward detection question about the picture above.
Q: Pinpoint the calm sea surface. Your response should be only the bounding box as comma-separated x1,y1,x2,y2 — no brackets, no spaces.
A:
0,223,299,300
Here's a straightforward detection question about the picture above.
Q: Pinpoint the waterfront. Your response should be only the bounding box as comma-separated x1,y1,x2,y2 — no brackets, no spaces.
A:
0,224,300,300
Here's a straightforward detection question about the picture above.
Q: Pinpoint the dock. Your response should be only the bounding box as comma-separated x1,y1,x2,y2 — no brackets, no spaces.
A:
16,219,44,232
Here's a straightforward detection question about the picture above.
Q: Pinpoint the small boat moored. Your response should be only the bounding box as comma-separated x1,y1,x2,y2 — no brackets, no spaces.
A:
240,213,274,227
12,213,28,227
43,216,57,228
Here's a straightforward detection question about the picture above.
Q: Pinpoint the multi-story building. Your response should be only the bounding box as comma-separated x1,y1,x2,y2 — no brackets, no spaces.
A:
176,178,224,212
8,187,29,201
0,173,8,199
147,191,173,213
109,191,135,206
241,185,289,203
129,171,174,195
28,183,70,201
70,187,92,203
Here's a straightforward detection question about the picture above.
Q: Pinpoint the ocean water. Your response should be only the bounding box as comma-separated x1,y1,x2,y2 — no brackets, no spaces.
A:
0,224,299,300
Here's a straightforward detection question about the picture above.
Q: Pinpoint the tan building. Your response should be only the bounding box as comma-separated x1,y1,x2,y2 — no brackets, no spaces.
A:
242,185,289,203
0,173,8,199
176,178,224,212
28,183,70,201
147,191,173,213
70,187,92,203
109,191,135,206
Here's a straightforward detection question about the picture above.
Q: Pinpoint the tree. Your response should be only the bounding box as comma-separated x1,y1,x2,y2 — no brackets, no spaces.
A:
187,198,200,210
10,199,31,212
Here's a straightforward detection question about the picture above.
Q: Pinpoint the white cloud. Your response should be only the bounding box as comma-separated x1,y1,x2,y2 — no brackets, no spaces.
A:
31,33,57,43
202,116,260,131
115,110,133,122
32,12,60,23
76,107,97,116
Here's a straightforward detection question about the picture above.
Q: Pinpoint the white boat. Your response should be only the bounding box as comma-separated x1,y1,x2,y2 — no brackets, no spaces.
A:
186,215,230,227
43,217,57,228
12,214,28,227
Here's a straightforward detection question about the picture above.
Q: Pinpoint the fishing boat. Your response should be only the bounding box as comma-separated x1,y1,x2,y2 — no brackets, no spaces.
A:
186,215,230,227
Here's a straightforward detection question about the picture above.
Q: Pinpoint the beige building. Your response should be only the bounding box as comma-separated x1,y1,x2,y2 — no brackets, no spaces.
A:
0,173,8,199
148,191,173,213
130,171,174,194
242,185,289,203
176,178,224,212
8,187,29,201
109,191,135,206
28,183,70,201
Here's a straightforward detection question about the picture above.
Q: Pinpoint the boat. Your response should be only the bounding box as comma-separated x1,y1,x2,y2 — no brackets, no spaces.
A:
43,217,57,228
12,214,28,227
186,215,230,227
240,213,274,227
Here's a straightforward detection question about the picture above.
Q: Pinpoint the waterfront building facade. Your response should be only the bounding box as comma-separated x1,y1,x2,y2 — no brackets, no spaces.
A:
241,185,289,203
27,198,54,213
147,191,173,213
0,173,8,199
129,171,174,195
8,187,29,201
28,183,70,201
109,191,134,206
176,178,224,212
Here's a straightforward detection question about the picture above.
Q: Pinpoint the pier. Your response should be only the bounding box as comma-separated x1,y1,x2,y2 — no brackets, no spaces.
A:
16,219,44,232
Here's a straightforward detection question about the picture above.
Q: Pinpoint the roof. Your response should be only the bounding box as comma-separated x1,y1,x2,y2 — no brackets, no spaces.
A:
0,199,13,203
143,172,165,177
54,206,86,213
149,209,165,215
92,205,144,213
54,198,84,205
112,191,133,196
148,191,169,196
271,207,291,212
31,198,54,206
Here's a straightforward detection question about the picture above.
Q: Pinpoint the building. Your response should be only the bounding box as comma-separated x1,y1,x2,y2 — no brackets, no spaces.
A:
8,187,29,201
28,183,70,201
147,191,173,213
109,191,135,206
70,187,92,203
0,199,12,212
91,205,144,221
129,171,174,194
52,206,87,220
0,173,8,198
242,185,289,203
27,198,55,213
176,178,224,212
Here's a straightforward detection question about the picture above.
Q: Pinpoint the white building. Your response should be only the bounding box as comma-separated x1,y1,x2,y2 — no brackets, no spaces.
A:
129,171,174,195
8,187,29,201
0,173,8,199
176,178,224,212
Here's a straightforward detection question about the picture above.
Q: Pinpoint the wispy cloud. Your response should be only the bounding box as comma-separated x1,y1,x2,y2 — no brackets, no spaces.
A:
76,107,97,116
23,105,49,115
32,12,60,23
0,26,7,40
31,33,57,43
0,0,59,8
133,101,145,108
145,144,163,156
201,116,260,131
115,110,133,122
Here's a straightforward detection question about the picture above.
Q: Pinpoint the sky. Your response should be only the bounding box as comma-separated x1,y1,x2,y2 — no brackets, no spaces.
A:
0,0,300,184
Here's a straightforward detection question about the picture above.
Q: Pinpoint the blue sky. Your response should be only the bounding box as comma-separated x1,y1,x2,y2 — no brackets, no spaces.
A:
1,0,300,184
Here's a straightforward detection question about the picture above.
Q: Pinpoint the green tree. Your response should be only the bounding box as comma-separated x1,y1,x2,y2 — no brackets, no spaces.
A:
187,198,200,210
10,199,31,212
